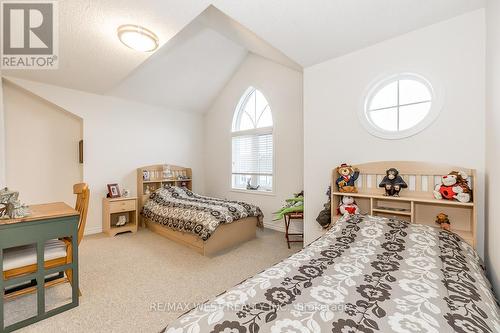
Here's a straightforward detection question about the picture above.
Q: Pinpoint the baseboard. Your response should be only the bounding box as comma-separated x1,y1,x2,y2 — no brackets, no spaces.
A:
84,225,103,235
263,220,303,234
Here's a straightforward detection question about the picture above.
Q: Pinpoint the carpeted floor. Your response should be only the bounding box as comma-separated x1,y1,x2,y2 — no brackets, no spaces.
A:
5,228,300,332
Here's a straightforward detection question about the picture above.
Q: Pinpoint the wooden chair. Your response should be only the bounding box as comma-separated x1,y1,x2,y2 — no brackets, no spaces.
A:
3,183,90,299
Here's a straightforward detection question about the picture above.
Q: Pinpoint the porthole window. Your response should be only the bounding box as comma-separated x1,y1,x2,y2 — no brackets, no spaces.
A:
361,73,441,139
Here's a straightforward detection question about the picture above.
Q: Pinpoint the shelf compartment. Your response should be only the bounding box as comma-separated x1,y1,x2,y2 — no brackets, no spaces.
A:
143,179,192,184
332,191,473,207
414,202,473,232
372,208,412,216
375,211,412,223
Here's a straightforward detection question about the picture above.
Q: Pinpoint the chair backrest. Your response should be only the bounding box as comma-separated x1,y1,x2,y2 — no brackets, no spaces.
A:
73,183,90,245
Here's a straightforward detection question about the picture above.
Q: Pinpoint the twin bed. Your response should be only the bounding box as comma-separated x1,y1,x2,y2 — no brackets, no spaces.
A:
138,164,262,256
136,162,499,332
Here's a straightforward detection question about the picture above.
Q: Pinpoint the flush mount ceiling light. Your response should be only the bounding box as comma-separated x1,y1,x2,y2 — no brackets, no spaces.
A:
117,25,159,52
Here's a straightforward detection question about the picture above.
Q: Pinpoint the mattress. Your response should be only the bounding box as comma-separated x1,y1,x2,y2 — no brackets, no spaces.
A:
164,215,500,333
141,186,263,241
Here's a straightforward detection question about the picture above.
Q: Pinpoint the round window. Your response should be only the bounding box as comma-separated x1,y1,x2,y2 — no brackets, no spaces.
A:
361,73,441,139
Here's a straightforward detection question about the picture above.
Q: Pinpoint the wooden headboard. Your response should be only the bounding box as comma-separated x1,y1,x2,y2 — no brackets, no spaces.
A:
331,161,477,247
137,164,192,225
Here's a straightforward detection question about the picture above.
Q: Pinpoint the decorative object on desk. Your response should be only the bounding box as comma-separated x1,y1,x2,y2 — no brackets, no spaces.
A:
142,170,150,181
433,170,472,203
145,185,151,195
316,186,332,228
0,187,30,219
107,183,121,198
337,196,360,216
246,178,260,190
116,215,127,226
435,212,451,231
335,163,359,193
379,168,408,197
122,189,130,197
273,191,304,220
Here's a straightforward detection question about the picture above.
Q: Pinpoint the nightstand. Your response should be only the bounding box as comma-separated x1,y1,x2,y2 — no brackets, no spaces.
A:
102,197,138,236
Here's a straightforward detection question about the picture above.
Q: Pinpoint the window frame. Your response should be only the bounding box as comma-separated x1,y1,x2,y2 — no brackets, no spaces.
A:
231,87,275,194
359,73,443,140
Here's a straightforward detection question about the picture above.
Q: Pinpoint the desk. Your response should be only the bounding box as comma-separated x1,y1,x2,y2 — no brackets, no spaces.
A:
0,202,80,332
283,212,304,249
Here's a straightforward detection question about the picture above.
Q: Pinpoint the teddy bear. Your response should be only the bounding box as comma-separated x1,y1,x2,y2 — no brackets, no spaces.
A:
337,196,360,216
433,171,472,203
435,213,451,231
336,163,360,193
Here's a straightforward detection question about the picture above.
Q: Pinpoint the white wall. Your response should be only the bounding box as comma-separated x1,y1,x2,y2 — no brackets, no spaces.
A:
204,53,303,231
5,77,205,235
485,0,500,294
304,10,486,255
3,81,83,206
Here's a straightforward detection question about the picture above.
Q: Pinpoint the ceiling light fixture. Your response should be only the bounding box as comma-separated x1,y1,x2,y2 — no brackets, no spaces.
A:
117,24,159,52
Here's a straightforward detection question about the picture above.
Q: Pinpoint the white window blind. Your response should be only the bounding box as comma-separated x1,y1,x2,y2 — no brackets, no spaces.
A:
232,134,273,176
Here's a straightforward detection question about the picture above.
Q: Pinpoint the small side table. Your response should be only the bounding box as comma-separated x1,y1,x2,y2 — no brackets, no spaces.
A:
283,212,304,249
102,197,138,237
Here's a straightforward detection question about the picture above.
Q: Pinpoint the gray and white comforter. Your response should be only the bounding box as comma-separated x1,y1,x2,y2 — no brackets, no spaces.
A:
142,186,263,241
164,215,500,333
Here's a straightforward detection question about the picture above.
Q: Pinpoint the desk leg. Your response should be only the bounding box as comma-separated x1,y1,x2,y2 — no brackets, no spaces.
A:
36,242,46,317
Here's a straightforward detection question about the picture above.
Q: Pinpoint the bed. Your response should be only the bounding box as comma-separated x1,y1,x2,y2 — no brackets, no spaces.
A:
137,164,263,256
163,214,500,333
164,161,499,332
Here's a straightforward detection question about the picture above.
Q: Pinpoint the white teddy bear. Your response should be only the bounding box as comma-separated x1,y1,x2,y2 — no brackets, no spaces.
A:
338,196,360,216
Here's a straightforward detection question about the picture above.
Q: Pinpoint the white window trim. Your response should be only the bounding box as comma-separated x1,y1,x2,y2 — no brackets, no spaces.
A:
231,87,275,195
359,72,444,140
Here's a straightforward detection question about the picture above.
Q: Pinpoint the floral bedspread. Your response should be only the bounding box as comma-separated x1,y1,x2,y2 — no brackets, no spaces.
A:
142,186,263,241
164,215,500,333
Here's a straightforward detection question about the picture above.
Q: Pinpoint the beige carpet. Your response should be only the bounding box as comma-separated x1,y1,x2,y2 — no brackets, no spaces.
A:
5,228,300,332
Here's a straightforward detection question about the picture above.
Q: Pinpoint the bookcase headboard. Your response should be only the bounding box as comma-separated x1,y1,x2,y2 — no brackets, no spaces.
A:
136,164,192,225
331,161,477,247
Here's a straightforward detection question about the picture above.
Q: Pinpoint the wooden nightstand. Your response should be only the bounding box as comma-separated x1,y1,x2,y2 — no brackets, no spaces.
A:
102,197,138,236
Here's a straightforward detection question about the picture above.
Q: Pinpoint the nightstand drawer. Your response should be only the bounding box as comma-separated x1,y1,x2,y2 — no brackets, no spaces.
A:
109,200,136,213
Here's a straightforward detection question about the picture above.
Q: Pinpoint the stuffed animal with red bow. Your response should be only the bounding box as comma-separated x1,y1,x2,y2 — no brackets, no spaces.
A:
433,171,472,203
337,196,360,216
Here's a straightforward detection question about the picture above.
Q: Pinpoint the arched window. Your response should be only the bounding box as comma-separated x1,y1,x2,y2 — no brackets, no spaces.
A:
231,87,273,192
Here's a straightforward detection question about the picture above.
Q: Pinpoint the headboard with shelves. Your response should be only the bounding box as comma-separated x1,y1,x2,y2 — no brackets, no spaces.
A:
137,164,192,226
331,161,477,248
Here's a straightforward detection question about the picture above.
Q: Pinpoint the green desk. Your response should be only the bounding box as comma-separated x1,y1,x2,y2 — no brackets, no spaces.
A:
0,202,80,332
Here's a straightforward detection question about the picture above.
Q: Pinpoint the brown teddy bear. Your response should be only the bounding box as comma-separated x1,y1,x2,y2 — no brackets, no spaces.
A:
335,163,359,193
435,213,451,231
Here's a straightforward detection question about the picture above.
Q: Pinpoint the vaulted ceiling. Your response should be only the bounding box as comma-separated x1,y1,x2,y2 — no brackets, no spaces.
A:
2,0,484,112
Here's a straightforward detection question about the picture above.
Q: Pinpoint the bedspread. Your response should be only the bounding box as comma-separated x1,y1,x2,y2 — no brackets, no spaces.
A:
142,186,263,241
164,214,500,333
